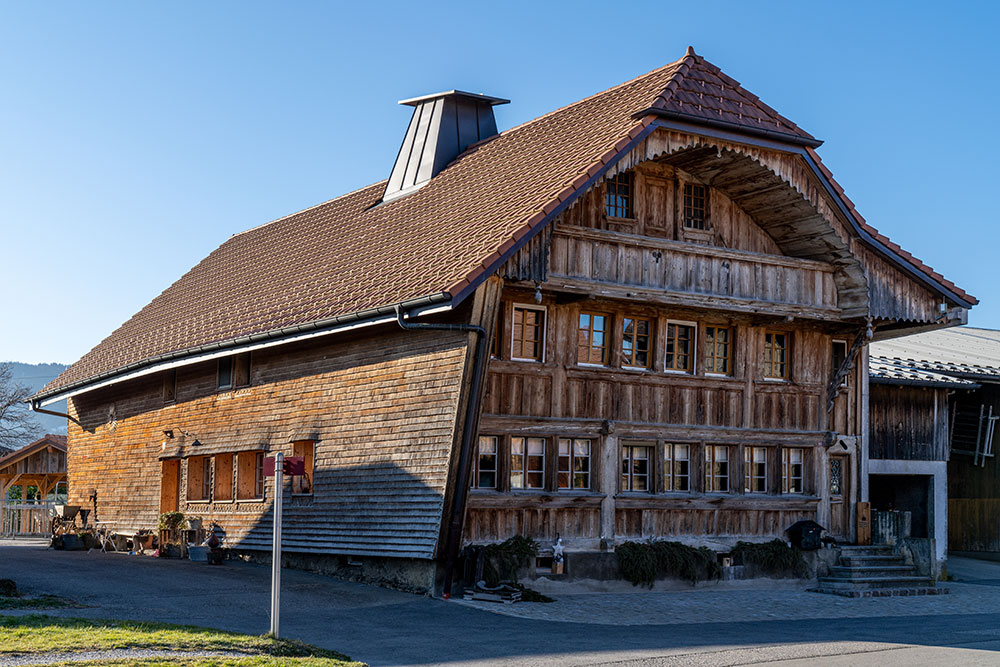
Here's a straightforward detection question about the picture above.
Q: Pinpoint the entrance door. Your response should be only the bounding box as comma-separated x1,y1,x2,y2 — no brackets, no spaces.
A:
829,455,851,540
160,459,180,514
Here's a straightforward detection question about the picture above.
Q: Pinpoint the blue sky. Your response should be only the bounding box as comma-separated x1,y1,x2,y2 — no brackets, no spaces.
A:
2,1,997,365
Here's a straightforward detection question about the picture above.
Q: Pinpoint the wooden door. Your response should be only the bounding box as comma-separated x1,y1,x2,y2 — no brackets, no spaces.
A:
160,459,180,514
829,455,850,540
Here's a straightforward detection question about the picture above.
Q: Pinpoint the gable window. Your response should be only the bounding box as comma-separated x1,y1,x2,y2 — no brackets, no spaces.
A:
705,326,733,375
664,443,690,492
291,440,315,496
236,450,265,500
683,183,707,229
218,352,252,390
744,446,767,493
577,312,609,365
473,436,498,489
511,305,545,362
621,442,653,492
217,357,233,390
622,316,652,369
705,445,731,493
214,453,234,501
511,437,545,489
605,171,634,219
782,448,805,494
763,332,789,379
558,438,591,490
163,370,177,404
665,322,695,373
186,455,211,502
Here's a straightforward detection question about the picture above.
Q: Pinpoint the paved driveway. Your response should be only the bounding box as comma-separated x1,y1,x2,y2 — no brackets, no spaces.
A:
2,541,1000,666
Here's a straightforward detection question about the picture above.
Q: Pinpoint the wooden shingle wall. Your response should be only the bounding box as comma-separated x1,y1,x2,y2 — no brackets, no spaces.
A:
66,327,469,559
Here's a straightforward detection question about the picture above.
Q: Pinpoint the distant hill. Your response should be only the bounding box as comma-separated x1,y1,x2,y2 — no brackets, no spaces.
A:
4,361,70,437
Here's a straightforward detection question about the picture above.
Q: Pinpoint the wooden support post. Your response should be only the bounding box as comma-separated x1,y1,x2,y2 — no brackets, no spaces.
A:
599,430,617,549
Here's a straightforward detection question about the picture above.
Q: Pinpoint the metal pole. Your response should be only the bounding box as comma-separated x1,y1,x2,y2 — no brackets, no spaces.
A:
270,452,283,637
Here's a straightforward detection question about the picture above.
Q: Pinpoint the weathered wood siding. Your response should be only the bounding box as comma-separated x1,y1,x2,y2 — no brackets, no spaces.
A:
948,385,1000,552
67,327,470,559
869,384,949,461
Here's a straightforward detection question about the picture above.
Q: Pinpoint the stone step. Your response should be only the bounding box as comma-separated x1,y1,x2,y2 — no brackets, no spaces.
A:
809,586,950,599
817,575,936,590
840,555,907,567
838,545,895,555
828,565,917,579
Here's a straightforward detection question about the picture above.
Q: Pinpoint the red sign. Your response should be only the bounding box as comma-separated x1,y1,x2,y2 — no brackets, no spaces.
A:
263,456,306,476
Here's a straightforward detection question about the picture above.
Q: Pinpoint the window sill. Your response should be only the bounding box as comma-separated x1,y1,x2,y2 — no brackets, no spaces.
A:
510,357,544,364
186,499,211,504
622,365,653,373
236,497,265,503
663,369,694,375
761,377,790,383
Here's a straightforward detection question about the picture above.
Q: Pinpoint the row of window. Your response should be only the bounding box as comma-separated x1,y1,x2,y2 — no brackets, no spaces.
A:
162,352,254,404
473,436,806,495
502,304,794,379
184,441,314,503
606,172,708,230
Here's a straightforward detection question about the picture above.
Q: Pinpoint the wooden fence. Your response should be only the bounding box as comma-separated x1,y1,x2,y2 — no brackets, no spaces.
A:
0,501,53,537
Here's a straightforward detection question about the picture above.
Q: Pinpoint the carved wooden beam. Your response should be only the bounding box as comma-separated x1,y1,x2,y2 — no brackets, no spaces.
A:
827,317,874,412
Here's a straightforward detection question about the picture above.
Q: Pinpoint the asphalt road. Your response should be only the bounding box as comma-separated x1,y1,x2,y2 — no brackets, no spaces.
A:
2,540,999,666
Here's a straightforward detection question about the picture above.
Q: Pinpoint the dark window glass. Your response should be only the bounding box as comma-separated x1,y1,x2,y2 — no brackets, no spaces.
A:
606,172,634,218
683,183,707,229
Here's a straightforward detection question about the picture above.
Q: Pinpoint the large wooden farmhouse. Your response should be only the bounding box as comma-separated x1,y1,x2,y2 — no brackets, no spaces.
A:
32,48,975,593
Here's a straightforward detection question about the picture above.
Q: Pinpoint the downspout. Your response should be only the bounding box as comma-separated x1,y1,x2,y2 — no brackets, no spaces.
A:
29,399,81,427
395,304,487,598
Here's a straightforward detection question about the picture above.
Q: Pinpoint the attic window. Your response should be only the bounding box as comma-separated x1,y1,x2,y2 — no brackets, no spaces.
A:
683,183,707,229
605,171,634,219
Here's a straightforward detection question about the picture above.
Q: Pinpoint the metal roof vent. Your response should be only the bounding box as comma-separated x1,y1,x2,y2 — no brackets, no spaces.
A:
382,90,509,203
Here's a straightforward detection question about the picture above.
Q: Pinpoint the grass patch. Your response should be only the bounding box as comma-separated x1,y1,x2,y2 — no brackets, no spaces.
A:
0,615,361,666
0,594,76,609
40,659,352,666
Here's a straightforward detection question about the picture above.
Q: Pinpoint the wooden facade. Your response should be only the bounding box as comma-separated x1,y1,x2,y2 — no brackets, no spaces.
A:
42,57,975,591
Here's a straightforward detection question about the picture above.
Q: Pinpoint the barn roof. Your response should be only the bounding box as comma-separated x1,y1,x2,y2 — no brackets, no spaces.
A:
0,434,67,471
871,327,1000,382
36,48,974,403
870,355,979,388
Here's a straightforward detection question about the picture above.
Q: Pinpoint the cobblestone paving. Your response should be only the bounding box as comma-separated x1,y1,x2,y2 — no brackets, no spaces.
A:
452,581,1000,625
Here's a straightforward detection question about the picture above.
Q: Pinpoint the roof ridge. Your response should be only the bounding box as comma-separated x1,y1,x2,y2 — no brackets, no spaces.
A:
505,49,691,136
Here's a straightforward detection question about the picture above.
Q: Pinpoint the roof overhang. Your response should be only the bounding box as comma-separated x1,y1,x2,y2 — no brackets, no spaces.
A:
31,293,454,407
642,117,977,310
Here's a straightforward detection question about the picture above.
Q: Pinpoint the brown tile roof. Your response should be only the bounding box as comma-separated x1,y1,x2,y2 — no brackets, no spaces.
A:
39,48,973,398
0,434,67,470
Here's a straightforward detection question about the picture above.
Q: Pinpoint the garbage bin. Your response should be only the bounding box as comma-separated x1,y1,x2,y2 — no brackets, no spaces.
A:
786,520,824,550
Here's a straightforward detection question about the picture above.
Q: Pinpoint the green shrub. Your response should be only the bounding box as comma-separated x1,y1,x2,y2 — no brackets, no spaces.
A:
480,535,538,586
617,540,721,587
731,539,809,578
158,512,185,531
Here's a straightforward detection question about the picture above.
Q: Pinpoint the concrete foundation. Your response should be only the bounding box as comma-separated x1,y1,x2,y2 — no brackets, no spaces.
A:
231,549,436,595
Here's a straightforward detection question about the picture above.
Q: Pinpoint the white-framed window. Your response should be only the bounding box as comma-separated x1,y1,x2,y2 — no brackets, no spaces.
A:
577,312,610,366
621,442,653,492
705,445,731,493
744,446,767,493
511,304,546,362
763,332,789,380
622,316,653,369
782,448,805,494
558,438,591,490
664,443,690,492
665,321,696,373
473,436,499,489
511,437,546,489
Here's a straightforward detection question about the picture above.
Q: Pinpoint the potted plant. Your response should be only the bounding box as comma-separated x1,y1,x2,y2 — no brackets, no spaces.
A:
158,511,185,532
186,515,203,531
